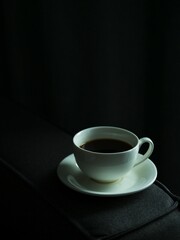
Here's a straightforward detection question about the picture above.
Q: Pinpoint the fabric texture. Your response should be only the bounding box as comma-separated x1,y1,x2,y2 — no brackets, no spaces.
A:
62,182,179,240
0,97,180,240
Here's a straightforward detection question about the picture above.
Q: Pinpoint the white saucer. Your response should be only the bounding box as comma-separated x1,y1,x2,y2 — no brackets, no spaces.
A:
57,154,157,197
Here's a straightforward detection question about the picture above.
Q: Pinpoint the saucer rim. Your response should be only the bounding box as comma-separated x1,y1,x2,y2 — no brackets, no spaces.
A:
57,153,157,197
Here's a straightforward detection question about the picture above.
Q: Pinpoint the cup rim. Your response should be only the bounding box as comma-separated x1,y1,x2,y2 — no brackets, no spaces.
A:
73,126,139,155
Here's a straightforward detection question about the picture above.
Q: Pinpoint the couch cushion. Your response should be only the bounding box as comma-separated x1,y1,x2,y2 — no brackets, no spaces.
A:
0,97,180,240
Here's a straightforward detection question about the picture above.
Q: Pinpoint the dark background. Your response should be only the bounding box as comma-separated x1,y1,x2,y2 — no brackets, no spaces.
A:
1,0,180,194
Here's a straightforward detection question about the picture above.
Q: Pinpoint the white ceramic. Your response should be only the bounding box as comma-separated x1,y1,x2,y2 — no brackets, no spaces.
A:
73,126,154,183
57,153,157,197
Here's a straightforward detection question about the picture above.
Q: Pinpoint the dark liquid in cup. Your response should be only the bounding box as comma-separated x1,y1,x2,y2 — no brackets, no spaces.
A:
80,138,132,153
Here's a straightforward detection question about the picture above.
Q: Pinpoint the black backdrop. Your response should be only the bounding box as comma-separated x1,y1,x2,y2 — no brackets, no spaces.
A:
1,0,180,194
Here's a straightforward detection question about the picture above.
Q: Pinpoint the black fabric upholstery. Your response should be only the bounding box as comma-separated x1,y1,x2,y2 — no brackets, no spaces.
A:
60,182,180,240
0,97,180,240
0,158,85,240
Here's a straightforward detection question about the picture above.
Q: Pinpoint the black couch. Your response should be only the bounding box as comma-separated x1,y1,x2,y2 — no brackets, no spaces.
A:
0,96,180,240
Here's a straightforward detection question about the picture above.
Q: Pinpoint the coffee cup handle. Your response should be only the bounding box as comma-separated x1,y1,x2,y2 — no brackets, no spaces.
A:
133,137,154,167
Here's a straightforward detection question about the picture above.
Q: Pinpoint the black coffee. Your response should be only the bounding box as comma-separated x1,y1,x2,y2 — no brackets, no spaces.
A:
80,138,132,153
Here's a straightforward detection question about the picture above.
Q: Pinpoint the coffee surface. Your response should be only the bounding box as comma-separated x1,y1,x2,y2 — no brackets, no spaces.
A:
80,138,132,153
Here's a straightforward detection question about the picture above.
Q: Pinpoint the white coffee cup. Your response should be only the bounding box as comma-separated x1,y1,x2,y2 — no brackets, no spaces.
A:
73,126,154,183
